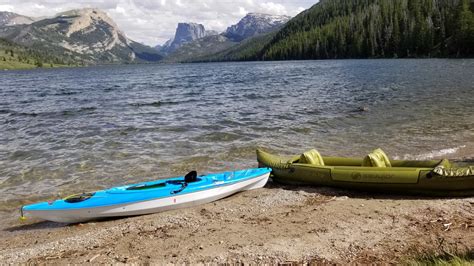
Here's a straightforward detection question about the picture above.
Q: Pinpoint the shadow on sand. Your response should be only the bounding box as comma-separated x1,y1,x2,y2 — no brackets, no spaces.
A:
4,220,67,232
3,215,126,233
264,178,472,200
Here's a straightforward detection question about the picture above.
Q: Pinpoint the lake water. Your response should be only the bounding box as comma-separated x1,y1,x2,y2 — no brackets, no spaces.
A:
0,59,473,211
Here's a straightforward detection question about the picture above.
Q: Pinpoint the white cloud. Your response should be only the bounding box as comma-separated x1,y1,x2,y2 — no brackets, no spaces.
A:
0,4,13,11
296,7,306,13
234,6,248,17
259,2,287,15
33,4,45,9
175,0,184,8
0,0,317,46
114,5,126,15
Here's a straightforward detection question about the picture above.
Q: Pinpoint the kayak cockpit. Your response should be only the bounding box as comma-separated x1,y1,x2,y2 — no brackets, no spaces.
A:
264,148,447,169
106,169,267,195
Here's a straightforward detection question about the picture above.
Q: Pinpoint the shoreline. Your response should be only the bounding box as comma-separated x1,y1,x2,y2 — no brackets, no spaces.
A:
0,143,472,216
1,182,472,264
2,58,474,71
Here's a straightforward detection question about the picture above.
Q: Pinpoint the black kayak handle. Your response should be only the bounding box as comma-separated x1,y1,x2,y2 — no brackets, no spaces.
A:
171,182,188,194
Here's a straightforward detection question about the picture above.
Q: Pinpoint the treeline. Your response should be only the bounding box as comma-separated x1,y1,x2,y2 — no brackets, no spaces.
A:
220,32,277,61
193,32,277,62
254,0,474,60
0,38,79,67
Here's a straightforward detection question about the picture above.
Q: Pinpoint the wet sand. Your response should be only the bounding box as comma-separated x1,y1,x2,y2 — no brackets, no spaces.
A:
0,182,472,264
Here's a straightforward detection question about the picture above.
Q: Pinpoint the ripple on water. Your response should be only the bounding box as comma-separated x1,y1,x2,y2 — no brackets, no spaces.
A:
193,132,243,142
0,60,473,212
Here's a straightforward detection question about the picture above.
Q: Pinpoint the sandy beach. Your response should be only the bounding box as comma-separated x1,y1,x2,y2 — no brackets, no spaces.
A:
1,181,472,264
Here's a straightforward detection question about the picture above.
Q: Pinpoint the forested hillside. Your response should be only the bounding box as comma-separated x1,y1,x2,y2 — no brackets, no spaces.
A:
214,32,277,61
187,32,277,62
0,38,78,69
251,0,474,60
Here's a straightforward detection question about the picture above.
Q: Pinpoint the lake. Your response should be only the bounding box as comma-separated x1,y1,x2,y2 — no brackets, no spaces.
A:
0,59,473,210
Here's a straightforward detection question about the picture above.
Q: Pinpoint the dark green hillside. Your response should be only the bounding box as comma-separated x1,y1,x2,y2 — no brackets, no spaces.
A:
212,32,277,61
129,42,164,62
257,0,474,60
0,38,77,69
184,32,277,62
164,35,237,63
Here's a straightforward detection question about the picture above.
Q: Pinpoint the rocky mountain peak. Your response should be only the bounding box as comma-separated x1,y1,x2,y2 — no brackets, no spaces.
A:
54,8,124,38
224,13,291,42
160,22,218,54
0,11,35,27
175,23,206,43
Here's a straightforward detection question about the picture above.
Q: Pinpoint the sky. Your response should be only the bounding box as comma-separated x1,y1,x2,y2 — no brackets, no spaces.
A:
0,0,317,46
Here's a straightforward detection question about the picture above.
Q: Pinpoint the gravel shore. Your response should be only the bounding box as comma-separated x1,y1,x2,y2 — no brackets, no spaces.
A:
0,182,473,264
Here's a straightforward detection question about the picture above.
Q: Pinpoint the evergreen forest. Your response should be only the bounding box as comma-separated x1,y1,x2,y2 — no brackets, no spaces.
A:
252,0,474,60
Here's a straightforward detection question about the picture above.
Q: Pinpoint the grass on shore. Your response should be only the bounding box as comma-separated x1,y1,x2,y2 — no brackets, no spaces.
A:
0,59,36,70
0,55,70,70
408,250,474,266
0,61,70,70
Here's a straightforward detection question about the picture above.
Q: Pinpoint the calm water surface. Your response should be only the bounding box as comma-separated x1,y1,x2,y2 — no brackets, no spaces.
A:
0,60,473,209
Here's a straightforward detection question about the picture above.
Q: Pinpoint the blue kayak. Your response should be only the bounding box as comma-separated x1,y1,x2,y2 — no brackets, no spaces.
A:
22,168,271,223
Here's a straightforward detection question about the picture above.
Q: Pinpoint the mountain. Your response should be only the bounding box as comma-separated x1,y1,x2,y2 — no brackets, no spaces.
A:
253,0,474,60
166,31,277,63
160,23,218,54
0,11,34,27
224,13,291,42
164,13,291,62
0,8,162,64
164,34,236,62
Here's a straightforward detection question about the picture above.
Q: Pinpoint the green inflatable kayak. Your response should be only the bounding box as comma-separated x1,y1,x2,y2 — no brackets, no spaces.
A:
257,148,474,196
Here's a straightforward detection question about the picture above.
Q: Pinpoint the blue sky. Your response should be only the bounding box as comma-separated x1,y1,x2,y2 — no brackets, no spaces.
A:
0,0,317,46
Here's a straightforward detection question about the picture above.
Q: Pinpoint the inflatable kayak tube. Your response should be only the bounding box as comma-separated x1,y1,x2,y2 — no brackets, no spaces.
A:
257,148,474,196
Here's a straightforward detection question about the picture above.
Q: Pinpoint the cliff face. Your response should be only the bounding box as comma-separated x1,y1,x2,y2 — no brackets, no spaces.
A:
0,8,162,63
160,23,217,54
